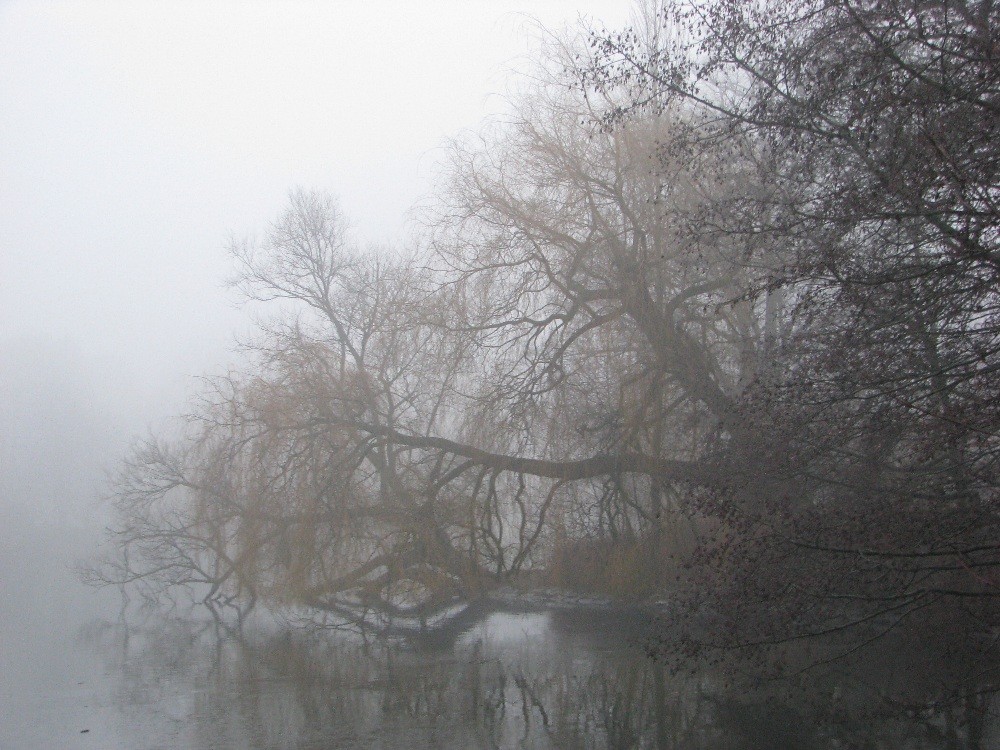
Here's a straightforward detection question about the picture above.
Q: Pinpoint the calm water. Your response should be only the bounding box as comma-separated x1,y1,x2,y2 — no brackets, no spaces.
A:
3,592,995,749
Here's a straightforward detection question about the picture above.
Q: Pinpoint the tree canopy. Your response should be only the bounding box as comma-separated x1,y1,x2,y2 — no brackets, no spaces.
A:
90,0,1000,701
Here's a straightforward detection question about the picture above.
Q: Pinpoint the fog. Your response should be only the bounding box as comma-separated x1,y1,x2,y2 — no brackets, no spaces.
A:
0,0,630,564
4,1,1000,747
2,0,630,426
0,3,632,746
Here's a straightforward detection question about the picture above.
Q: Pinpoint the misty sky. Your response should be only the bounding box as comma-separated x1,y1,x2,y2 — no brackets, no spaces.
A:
7,0,645,663
0,2,636,677
1,0,631,445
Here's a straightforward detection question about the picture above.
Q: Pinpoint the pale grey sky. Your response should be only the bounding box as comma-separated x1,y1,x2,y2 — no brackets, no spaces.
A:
1,1,633,435
0,0,636,545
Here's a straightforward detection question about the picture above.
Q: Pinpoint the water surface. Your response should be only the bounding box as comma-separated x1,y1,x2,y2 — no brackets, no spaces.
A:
4,594,994,749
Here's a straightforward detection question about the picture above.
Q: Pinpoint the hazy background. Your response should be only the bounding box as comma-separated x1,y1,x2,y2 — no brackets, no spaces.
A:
0,0,631,604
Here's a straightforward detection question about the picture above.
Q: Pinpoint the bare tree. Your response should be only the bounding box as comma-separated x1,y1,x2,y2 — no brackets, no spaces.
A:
575,0,1000,702
87,9,1000,725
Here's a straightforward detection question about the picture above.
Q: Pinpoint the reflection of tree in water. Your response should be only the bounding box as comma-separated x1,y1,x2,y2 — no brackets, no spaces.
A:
78,611,994,749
